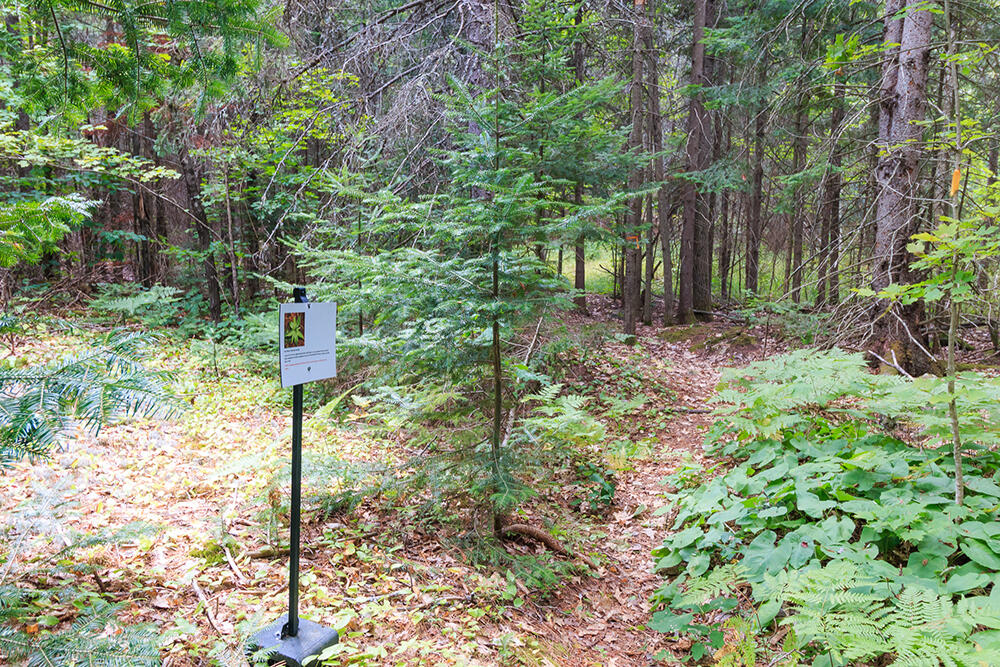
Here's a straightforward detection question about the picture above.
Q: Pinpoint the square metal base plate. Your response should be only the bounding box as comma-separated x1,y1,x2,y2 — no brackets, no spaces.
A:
247,614,339,667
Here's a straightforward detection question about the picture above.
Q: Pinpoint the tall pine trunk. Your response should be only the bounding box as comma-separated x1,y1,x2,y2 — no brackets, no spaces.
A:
180,152,222,322
817,81,845,307
623,0,648,335
644,9,673,325
572,6,588,313
746,100,765,295
790,97,808,303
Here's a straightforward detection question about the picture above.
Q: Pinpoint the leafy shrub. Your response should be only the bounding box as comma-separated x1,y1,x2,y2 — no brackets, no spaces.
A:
651,348,1000,664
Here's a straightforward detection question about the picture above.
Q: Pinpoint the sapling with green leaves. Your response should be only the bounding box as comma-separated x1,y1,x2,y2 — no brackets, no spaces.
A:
859,0,1000,505
867,200,1000,505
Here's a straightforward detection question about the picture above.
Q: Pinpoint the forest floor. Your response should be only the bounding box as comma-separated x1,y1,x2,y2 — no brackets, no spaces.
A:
0,299,782,666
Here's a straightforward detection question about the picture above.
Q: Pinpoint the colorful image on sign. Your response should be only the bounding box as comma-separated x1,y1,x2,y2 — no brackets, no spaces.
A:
284,312,305,348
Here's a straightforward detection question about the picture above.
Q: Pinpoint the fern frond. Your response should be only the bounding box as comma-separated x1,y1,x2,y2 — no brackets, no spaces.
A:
776,561,1000,666
680,563,746,606
0,599,160,667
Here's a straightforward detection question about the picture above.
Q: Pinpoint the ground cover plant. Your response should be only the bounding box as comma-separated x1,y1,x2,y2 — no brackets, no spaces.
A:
1,305,723,665
652,348,1000,665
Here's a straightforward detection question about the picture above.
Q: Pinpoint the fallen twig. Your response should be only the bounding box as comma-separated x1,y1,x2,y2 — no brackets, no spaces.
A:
692,309,748,323
224,547,247,585
869,350,914,379
192,579,223,635
247,545,290,559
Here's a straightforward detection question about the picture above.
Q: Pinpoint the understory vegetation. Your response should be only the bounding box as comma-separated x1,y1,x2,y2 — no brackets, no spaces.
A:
652,349,1000,665
0,305,680,665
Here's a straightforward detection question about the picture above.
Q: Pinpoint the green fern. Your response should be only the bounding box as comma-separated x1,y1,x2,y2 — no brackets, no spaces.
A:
710,348,898,445
715,616,757,667
520,388,606,451
90,284,182,319
678,563,746,607
776,561,1000,666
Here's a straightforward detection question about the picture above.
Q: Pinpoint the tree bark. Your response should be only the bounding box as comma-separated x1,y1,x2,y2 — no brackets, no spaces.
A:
677,0,708,323
693,0,719,317
572,5,588,313
718,120,731,302
132,114,157,286
180,152,222,322
746,101,765,295
645,20,673,325
789,97,808,303
817,81,845,307
623,0,648,335
643,188,655,325
871,0,934,374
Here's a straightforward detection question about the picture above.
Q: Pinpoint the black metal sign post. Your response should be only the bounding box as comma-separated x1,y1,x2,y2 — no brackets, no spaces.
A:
249,288,339,667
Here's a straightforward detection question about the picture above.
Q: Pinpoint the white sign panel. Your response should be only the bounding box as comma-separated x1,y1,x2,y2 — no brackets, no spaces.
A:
279,301,337,388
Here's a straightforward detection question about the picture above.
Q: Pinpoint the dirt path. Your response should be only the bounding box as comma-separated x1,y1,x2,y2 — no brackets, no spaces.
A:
502,312,755,666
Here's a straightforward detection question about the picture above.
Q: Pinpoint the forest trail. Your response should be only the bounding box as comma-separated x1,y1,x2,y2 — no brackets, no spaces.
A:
522,304,762,665
0,311,769,666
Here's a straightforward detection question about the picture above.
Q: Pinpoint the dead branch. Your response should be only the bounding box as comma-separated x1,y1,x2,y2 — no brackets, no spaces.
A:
501,523,597,570
223,546,247,585
247,545,290,559
869,349,914,378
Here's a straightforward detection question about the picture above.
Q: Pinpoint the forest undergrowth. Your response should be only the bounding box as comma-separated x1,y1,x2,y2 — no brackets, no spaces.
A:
6,295,1000,666
0,295,765,666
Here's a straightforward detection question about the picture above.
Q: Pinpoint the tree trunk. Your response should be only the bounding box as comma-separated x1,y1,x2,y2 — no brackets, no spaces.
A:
623,0,648,336
223,170,241,318
645,17,673,325
746,102,765,295
180,152,222,322
987,144,998,351
817,81,845,307
132,114,156,286
871,0,933,374
790,97,808,303
572,6,588,313
677,0,708,323
643,190,655,325
693,1,719,317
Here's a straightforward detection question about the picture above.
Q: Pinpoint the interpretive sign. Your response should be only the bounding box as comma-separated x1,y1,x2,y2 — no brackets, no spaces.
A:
249,288,339,666
278,301,337,388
